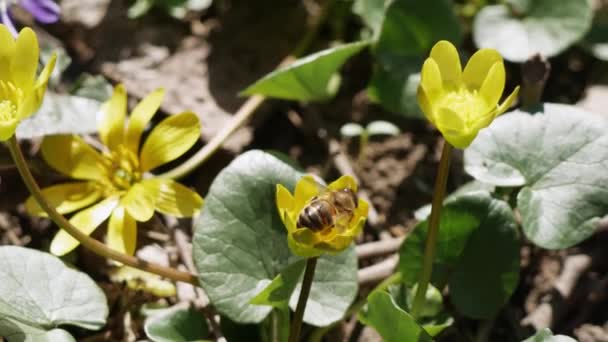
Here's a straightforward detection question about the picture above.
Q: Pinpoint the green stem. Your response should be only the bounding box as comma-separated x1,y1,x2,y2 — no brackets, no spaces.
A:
6,136,199,286
157,0,336,180
410,141,453,318
289,257,318,342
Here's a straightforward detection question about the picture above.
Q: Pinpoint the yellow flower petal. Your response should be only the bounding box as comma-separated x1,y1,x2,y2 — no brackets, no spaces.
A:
18,53,57,119
327,175,357,192
355,198,370,220
417,86,435,124
435,107,473,148
315,235,353,254
121,182,156,222
288,235,322,258
494,86,520,117
140,178,203,217
50,196,119,256
98,84,127,151
294,175,321,212
25,182,101,217
276,183,295,214
0,116,18,141
479,61,505,109
139,111,200,172
11,28,38,92
107,206,137,255
41,135,109,180
125,88,165,155
462,48,502,91
0,25,15,82
429,40,461,87
420,58,444,103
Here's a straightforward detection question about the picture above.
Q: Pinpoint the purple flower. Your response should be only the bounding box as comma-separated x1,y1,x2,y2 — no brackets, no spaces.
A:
0,0,60,36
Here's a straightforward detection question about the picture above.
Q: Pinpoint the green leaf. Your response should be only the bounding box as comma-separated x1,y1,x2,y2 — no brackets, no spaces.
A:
366,120,400,136
16,92,102,139
464,104,608,249
340,123,364,137
0,318,76,342
144,306,210,342
473,0,592,63
0,246,108,341
523,328,577,342
399,193,519,318
414,180,496,221
192,150,358,326
369,0,462,116
359,291,433,342
386,283,453,337
71,74,113,102
242,41,370,102
249,260,306,308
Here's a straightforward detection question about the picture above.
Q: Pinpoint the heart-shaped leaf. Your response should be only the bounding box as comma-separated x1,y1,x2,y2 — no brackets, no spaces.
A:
0,246,108,341
399,192,519,318
473,0,592,62
465,104,608,249
522,328,577,342
192,150,358,326
368,0,462,117
359,291,433,342
144,306,210,342
242,41,370,102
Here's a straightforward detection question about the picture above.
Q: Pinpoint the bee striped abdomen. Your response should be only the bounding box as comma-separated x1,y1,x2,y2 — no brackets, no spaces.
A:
297,200,334,231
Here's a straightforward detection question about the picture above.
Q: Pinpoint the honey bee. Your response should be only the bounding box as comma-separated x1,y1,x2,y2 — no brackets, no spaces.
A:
297,181,359,232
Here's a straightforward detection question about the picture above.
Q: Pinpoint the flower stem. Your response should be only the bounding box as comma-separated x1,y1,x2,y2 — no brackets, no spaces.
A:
289,257,318,342
158,0,336,180
410,141,453,319
7,136,199,286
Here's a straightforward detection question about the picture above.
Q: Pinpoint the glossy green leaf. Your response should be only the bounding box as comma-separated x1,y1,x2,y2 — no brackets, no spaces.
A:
0,318,76,342
16,92,102,139
144,306,210,342
250,260,305,308
0,246,108,341
399,193,519,318
359,291,433,342
192,150,358,326
368,0,462,117
465,104,608,249
414,180,496,221
473,0,592,62
523,328,577,342
242,41,370,102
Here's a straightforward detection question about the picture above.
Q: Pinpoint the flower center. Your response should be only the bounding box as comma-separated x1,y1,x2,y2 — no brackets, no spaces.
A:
438,87,488,127
107,145,141,191
0,100,17,123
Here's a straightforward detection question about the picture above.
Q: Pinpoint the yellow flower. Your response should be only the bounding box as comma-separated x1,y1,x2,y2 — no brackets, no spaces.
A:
417,40,519,148
26,84,204,256
276,175,369,257
0,25,56,141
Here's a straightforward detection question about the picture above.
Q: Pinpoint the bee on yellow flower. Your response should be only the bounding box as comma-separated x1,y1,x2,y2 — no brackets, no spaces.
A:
417,40,519,148
0,24,56,141
276,175,369,257
26,85,204,256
